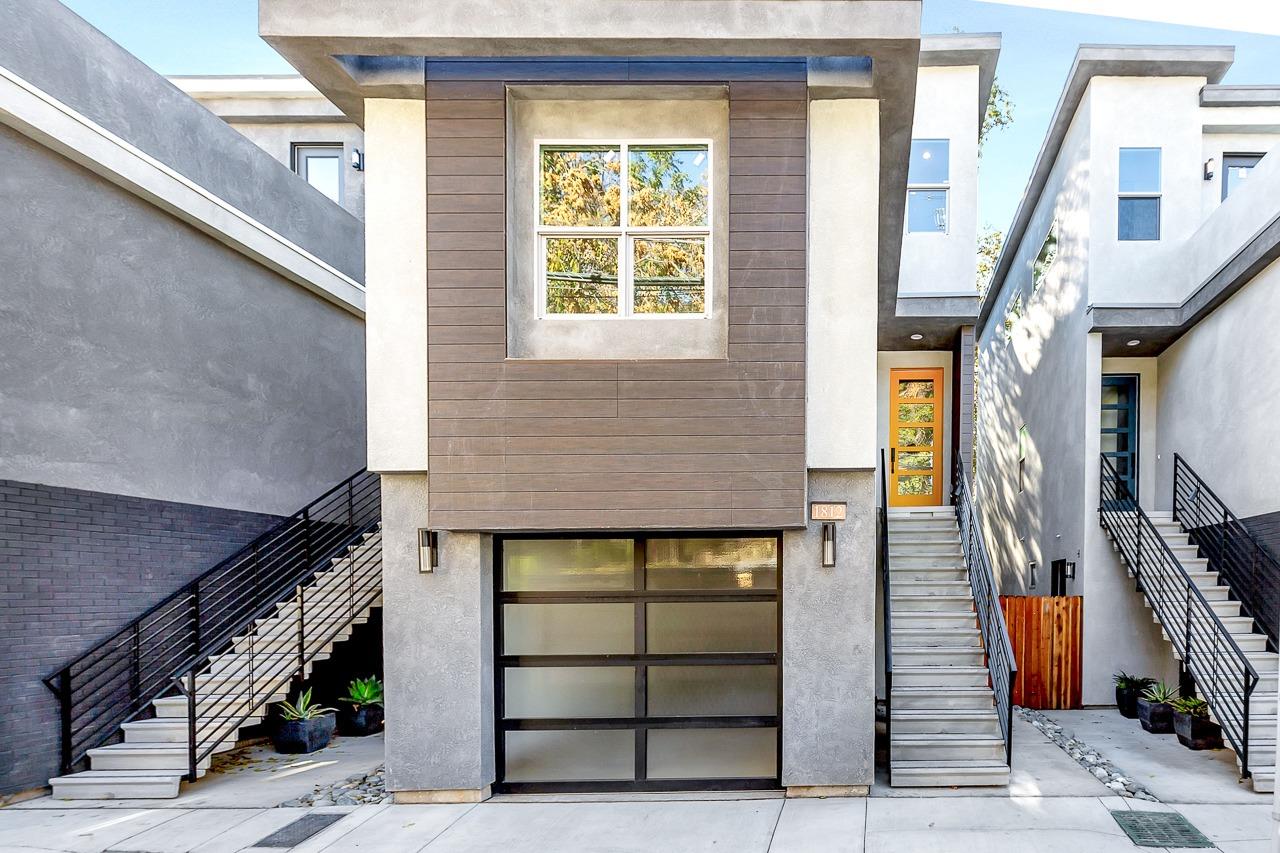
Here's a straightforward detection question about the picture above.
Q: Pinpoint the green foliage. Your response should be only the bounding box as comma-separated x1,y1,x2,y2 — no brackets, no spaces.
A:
278,687,335,721
343,676,384,710
1171,696,1211,718
1113,671,1157,690
980,78,1014,153
1141,681,1178,704
1032,222,1059,291
976,227,1003,296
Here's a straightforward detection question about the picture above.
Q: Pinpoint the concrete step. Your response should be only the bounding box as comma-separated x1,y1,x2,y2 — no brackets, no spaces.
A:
892,686,996,710
87,743,211,774
889,580,972,596
888,566,967,582
121,717,253,744
890,759,1010,787
1251,768,1275,793
50,770,183,800
888,522,958,535
895,665,990,688
891,709,1000,735
890,529,959,543
893,647,986,667
892,612,978,631
209,650,330,675
890,594,975,612
892,733,1007,763
890,544,963,558
891,627,982,648
887,509,955,520
152,694,281,718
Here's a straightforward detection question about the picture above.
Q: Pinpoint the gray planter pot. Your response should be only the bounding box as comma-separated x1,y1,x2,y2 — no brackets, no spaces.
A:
1173,712,1223,750
339,705,384,737
273,713,336,754
1137,698,1173,734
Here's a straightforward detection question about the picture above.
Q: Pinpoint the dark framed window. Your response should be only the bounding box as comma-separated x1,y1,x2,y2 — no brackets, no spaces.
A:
494,534,781,793
292,143,344,204
1101,374,1140,504
1222,153,1264,201
1118,148,1161,241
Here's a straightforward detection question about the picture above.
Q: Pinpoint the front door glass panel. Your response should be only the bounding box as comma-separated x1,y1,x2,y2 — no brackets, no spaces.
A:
1101,375,1139,502
889,368,945,506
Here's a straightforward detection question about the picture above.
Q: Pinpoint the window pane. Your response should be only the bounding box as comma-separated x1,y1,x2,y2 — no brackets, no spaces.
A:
897,379,935,399
648,665,777,716
504,666,634,718
1118,197,1160,241
1100,409,1129,430
627,146,709,227
545,237,619,314
897,427,934,447
503,603,634,655
1223,154,1263,200
540,147,621,226
907,189,948,233
897,474,934,496
504,730,634,782
647,602,777,653
632,238,706,314
645,537,777,590
908,139,949,184
300,150,341,203
1119,148,1161,193
647,728,777,779
503,538,634,591
899,451,933,471
898,403,934,423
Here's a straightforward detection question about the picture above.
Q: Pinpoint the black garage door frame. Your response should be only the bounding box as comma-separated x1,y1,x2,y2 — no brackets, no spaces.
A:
493,531,783,793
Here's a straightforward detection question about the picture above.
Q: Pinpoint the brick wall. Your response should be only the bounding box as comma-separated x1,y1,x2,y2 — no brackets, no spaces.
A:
0,479,282,796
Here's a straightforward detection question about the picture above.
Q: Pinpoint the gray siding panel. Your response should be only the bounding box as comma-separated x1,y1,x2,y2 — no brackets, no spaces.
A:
425,61,806,530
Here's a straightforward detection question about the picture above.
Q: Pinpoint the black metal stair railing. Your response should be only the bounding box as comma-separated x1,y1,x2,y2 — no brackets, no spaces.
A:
1173,453,1280,647
44,469,381,776
878,448,893,785
952,455,1017,766
1099,454,1258,778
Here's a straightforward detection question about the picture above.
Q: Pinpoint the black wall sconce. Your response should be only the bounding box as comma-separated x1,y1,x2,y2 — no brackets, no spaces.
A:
821,522,837,568
1203,157,1215,181
418,529,438,573
350,148,365,171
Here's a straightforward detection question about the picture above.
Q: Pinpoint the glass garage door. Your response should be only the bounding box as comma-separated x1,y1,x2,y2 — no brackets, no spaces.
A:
495,535,781,792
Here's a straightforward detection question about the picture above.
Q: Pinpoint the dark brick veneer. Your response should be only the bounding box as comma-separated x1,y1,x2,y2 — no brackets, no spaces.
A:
0,479,282,796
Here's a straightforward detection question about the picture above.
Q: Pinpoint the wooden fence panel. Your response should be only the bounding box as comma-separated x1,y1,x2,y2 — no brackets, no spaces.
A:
999,595,1083,710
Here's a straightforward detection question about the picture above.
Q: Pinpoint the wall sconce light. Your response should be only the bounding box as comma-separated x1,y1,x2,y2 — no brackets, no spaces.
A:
350,148,365,171
1204,157,1215,181
1064,560,1076,581
821,522,837,568
418,529,438,573
1028,560,1038,590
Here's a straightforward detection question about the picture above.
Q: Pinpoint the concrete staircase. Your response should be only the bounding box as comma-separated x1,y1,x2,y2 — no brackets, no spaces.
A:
1112,511,1276,793
887,507,1010,787
48,529,382,800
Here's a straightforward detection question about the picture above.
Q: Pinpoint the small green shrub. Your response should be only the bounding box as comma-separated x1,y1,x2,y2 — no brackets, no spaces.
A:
1171,697,1211,718
1141,682,1178,704
279,687,335,721
1113,671,1156,690
342,676,384,710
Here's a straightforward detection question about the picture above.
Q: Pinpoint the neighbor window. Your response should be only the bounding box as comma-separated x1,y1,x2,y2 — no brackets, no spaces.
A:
293,143,344,204
906,139,950,233
1222,153,1264,200
1118,147,1160,241
538,143,710,316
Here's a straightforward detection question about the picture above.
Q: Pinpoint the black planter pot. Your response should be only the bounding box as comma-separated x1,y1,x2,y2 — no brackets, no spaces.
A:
273,714,336,754
340,705,384,737
1173,712,1224,750
1137,698,1174,734
1116,686,1142,719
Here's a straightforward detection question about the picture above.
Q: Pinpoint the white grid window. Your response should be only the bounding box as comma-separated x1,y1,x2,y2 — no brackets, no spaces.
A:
537,142,711,317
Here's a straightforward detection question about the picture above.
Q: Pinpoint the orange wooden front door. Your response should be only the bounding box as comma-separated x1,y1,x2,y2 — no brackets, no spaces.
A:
888,367,945,506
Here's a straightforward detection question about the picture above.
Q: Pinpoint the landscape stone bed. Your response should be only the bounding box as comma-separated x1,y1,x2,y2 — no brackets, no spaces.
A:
279,764,390,807
1020,707,1159,801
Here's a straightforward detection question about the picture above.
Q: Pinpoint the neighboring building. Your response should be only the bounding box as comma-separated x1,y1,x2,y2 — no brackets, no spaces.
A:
171,75,367,219
260,0,1007,798
976,45,1280,791
0,0,366,797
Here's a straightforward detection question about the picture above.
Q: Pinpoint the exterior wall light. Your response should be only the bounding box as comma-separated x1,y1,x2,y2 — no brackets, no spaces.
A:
351,148,365,171
821,522,837,568
418,529,438,572
1203,157,1215,181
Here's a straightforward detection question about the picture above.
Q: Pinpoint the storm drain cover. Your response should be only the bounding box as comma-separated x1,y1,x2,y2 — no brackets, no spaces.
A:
1110,810,1214,848
255,813,346,848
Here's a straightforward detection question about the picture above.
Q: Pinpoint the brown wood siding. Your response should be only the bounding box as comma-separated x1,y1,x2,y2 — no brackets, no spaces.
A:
425,60,807,531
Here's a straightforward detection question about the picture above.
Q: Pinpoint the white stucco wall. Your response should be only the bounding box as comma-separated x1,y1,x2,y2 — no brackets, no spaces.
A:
898,65,980,296
364,99,428,474
807,98,879,470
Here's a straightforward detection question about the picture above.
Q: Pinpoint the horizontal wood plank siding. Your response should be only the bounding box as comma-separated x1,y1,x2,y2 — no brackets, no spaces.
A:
425,60,806,531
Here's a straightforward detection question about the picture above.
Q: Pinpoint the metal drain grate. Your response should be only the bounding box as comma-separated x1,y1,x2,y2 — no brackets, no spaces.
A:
255,813,347,848
1110,810,1214,848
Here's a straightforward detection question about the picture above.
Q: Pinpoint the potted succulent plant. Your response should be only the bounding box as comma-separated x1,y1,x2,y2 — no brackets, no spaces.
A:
339,675,385,737
1113,672,1156,719
1137,681,1177,734
272,687,337,754
1171,697,1224,750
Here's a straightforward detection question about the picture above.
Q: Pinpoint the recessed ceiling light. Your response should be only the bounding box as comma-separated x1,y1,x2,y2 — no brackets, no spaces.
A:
910,333,924,341
1126,339,1141,347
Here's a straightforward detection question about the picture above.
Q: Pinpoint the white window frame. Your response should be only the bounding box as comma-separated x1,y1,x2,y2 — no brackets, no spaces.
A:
1117,147,1161,241
534,139,714,319
292,142,345,205
906,138,950,235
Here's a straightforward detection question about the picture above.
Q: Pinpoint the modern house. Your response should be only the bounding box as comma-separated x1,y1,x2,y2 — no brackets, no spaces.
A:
977,44,1280,792
0,0,367,799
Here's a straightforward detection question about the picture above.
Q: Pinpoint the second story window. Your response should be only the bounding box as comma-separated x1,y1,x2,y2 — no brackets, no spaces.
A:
1118,147,1160,241
293,143,344,204
538,142,710,316
906,139,949,234
1222,153,1263,201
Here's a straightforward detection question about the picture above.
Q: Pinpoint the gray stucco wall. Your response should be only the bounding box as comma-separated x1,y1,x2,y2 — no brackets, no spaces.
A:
0,0,363,280
0,125,366,515
226,121,366,221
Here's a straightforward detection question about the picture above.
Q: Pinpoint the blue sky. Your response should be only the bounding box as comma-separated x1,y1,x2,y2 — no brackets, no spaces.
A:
63,0,1280,233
